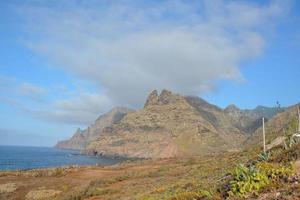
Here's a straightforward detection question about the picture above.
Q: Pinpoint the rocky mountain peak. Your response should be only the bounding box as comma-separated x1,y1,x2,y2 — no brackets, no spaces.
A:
144,89,182,107
158,89,178,105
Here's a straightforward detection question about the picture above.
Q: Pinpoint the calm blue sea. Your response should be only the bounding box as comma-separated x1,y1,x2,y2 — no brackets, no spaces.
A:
0,146,123,170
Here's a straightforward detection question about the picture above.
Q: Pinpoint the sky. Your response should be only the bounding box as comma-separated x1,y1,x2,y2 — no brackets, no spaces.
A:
0,0,300,147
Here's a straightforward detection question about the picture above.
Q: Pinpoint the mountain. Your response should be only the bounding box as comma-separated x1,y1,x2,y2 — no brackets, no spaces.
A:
85,90,247,158
57,89,284,158
55,107,133,150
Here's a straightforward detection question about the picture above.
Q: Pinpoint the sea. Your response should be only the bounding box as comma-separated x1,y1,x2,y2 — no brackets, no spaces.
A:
0,145,124,170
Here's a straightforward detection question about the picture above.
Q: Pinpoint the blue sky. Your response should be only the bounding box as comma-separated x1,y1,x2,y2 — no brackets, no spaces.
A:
0,0,300,146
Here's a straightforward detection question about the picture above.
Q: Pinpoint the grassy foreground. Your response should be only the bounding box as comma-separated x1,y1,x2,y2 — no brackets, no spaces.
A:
0,144,299,200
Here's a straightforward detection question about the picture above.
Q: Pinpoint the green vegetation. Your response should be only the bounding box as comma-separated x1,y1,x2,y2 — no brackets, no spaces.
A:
226,143,297,199
227,164,269,197
227,162,294,198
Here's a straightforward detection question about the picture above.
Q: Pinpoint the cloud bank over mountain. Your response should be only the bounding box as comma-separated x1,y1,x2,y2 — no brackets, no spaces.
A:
9,0,290,125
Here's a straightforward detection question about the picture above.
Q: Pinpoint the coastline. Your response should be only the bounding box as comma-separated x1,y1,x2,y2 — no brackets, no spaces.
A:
0,146,125,171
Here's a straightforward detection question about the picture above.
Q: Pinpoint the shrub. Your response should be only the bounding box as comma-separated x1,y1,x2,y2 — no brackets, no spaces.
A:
227,162,294,198
228,164,269,197
256,162,294,180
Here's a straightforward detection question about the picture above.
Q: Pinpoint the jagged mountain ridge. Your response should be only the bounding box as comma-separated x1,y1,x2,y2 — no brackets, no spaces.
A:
56,89,283,158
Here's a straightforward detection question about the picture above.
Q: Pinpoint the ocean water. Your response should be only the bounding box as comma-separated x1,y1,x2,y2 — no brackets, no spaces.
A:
0,146,123,170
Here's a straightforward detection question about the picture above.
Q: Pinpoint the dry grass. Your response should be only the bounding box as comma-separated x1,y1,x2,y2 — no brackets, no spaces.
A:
0,182,17,194
1,148,294,200
25,189,61,200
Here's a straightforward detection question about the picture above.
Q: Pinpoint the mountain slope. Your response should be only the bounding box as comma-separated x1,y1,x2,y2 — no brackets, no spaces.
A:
55,107,133,150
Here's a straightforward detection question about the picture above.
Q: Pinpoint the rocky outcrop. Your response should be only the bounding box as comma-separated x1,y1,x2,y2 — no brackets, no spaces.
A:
55,107,133,150
85,90,246,158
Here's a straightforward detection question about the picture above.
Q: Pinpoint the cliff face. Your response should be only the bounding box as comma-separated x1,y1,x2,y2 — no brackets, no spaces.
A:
55,107,133,150
85,90,246,158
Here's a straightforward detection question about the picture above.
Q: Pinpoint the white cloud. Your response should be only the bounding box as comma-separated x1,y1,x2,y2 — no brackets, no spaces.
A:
0,76,46,100
18,82,46,101
38,92,113,125
1,90,112,125
0,76,111,125
17,0,290,107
